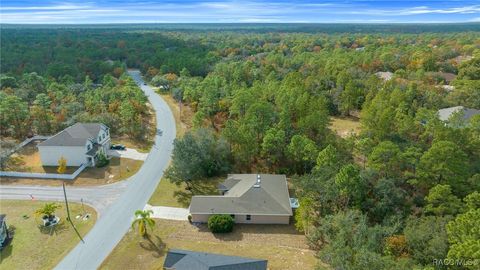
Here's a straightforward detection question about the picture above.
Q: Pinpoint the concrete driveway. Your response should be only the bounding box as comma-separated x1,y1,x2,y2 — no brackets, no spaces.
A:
108,148,148,161
144,204,189,220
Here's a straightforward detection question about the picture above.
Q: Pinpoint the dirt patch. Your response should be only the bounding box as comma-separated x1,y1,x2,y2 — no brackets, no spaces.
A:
158,93,193,138
329,116,361,138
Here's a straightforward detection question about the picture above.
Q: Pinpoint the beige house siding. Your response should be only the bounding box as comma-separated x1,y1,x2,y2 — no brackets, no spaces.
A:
38,145,88,166
191,213,290,224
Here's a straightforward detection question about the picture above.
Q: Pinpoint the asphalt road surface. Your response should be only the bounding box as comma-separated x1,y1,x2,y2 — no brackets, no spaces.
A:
0,182,128,217
45,70,174,269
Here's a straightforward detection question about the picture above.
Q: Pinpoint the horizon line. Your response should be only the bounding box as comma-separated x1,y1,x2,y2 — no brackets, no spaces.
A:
2,22,480,25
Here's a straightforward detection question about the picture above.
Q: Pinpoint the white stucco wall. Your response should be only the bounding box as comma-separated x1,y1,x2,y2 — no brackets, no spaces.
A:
96,128,111,154
191,214,290,224
38,145,88,166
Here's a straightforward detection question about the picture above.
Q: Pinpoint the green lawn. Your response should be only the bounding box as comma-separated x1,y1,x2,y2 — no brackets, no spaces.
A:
100,219,320,270
148,177,222,208
0,200,97,270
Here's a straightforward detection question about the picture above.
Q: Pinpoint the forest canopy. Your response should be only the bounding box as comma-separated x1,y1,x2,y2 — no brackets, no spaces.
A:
1,24,479,269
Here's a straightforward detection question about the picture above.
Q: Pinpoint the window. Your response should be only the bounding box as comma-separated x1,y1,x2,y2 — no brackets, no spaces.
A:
87,144,91,150
246,215,251,221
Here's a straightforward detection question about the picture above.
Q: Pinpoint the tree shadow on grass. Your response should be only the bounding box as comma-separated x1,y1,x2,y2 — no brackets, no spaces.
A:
173,179,221,207
172,190,192,208
195,224,244,242
38,221,68,236
139,235,166,258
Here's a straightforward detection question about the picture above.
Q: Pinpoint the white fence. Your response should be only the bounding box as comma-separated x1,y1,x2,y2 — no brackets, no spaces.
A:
0,162,89,180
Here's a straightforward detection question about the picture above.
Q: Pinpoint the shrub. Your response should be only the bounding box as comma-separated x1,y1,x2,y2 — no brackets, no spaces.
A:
207,214,234,233
188,215,192,223
96,152,109,167
35,203,61,219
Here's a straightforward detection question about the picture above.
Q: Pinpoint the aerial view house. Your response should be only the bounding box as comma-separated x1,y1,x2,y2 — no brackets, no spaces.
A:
163,249,267,270
189,174,293,224
38,123,111,167
437,106,480,124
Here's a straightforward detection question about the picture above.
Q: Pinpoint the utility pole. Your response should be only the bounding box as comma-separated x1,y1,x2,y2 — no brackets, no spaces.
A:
63,182,85,243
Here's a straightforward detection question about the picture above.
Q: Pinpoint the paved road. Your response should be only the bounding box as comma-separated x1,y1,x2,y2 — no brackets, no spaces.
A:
0,182,128,217
53,70,175,269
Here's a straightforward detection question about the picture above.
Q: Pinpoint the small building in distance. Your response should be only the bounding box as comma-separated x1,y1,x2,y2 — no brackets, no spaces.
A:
437,106,480,125
189,174,293,224
375,71,394,82
163,249,267,270
38,123,111,167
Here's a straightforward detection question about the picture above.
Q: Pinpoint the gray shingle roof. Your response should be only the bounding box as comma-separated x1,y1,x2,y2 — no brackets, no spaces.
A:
438,106,480,122
163,249,267,270
38,123,107,147
190,174,292,216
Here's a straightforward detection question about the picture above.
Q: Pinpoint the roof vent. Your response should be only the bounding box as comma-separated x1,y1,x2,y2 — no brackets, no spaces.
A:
253,174,261,188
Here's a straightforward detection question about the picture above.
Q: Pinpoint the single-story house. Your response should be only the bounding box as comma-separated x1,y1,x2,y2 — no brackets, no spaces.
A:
437,106,480,123
189,174,293,224
38,123,111,167
163,249,267,270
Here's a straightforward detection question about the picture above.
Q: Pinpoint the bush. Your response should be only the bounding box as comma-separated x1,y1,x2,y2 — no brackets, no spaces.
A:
207,214,234,233
96,152,109,168
188,215,192,223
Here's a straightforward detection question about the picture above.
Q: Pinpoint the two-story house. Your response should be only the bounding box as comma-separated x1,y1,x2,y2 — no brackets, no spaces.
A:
38,123,111,167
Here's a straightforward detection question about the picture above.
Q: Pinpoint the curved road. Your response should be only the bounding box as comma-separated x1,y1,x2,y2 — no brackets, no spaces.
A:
1,70,176,270
58,70,175,269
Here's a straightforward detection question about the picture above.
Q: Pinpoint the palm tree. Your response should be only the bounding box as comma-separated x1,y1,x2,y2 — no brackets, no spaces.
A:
35,203,61,219
131,210,155,238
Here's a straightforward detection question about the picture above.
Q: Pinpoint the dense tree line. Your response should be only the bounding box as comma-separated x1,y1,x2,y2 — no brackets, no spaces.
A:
1,25,479,269
1,29,216,81
0,72,150,141
157,29,480,269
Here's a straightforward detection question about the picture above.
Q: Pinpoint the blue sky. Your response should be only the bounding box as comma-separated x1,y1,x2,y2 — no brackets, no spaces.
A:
1,1,480,24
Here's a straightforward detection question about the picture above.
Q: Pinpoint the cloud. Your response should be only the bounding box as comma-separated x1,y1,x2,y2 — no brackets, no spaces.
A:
400,5,480,15
1,3,94,11
0,1,479,24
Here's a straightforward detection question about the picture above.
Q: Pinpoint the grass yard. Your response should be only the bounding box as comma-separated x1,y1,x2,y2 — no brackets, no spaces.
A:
329,116,361,138
1,157,143,186
100,219,319,270
155,91,193,138
0,200,97,270
148,178,221,208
